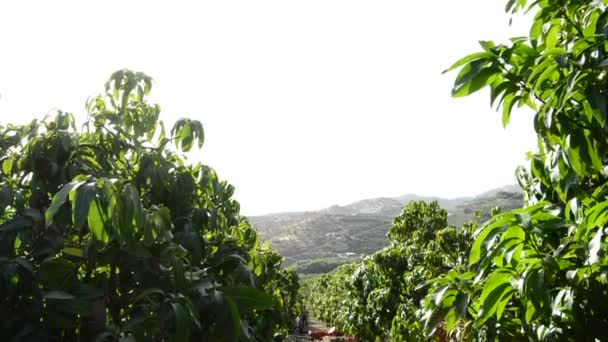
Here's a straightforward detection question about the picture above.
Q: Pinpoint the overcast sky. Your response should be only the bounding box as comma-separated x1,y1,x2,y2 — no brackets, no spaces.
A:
0,1,536,215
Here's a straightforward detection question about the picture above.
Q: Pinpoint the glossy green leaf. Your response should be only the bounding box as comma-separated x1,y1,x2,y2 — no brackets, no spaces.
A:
454,292,470,319
545,24,560,49
501,93,518,128
478,282,512,325
61,247,84,258
432,285,451,306
2,159,13,175
452,67,501,97
71,182,95,231
588,228,603,264
225,296,241,342
470,215,513,266
443,52,492,74
88,199,107,242
46,181,84,226
180,122,193,152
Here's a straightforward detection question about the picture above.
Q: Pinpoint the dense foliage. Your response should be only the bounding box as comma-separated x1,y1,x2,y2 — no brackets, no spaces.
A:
302,201,477,340
422,0,608,340
0,70,299,341
305,1,608,340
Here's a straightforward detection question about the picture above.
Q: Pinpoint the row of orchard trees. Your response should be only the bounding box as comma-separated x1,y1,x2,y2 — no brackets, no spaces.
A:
306,0,608,340
0,71,300,341
302,201,477,340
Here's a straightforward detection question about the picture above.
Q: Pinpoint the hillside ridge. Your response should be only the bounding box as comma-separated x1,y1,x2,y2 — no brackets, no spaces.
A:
249,185,523,268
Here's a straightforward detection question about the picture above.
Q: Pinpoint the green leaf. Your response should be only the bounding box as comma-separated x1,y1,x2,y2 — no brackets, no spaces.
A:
432,285,451,306
454,292,470,319
2,159,13,175
533,63,558,94
530,18,542,40
523,299,537,325
180,122,193,152
443,52,492,74
445,309,459,332
490,82,515,108
478,281,512,325
514,212,531,230
480,271,512,303
88,199,107,242
588,227,603,264
587,87,607,126
452,66,501,97
567,134,585,176
62,247,84,258
495,286,515,320
46,181,84,226
501,93,518,128
479,40,495,52
173,258,187,294
124,185,144,228
580,201,608,240
170,302,190,342
225,296,241,342
525,266,549,315
192,120,205,149
469,214,514,266
545,24,560,49
71,182,95,231
452,59,485,96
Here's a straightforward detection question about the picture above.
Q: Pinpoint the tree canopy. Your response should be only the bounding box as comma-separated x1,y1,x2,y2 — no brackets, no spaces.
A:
0,70,299,341
426,0,608,339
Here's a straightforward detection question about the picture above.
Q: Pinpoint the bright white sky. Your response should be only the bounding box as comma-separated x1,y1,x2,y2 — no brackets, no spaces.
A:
0,1,536,215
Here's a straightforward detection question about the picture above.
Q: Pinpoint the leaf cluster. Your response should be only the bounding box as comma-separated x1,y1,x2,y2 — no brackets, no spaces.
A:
0,70,297,341
423,0,608,340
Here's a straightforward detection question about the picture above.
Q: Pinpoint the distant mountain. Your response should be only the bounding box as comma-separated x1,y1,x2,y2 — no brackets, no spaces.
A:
248,186,523,268
322,197,404,216
446,187,523,227
392,194,470,211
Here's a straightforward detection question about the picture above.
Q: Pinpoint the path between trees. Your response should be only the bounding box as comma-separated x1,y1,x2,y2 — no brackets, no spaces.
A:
286,319,336,342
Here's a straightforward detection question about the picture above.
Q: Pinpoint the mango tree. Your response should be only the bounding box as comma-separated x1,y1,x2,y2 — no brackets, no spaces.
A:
0,70,295,341
425,0,608,340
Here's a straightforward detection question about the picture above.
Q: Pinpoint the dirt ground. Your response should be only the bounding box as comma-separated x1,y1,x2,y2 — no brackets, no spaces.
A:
285,319,331,342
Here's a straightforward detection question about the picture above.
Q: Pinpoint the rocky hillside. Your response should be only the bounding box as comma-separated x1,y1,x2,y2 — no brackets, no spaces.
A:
249,185,523,266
